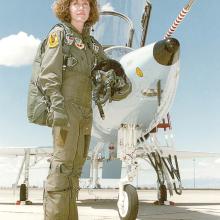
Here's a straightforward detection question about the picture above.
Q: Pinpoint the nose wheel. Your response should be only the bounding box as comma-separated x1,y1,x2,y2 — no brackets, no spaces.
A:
117,184,139,220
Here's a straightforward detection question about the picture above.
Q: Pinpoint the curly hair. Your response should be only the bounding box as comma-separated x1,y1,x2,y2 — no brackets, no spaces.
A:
52,0,99,26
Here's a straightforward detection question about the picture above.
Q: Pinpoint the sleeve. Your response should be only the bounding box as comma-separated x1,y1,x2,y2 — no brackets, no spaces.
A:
38,27,65,112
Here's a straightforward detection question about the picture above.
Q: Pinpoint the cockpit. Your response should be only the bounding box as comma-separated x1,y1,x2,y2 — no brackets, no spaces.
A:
92,0,151,54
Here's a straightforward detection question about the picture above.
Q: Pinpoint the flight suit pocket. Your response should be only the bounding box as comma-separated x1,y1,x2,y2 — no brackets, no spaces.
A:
54,127,68,148
83,117,92,135
44,173,70,220
45,172,69,192
84,135,91,158
65,56,80,72
82,115,92,158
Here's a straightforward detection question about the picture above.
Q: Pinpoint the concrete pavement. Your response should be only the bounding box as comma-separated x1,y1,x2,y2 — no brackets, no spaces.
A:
0,189,219,220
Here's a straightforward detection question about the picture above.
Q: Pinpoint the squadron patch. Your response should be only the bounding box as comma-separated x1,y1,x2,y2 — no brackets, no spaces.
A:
65,35,75,45
74,37,85,50
48,32,59,48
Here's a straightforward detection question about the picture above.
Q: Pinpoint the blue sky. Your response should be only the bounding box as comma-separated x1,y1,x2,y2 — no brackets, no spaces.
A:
0,0,220,153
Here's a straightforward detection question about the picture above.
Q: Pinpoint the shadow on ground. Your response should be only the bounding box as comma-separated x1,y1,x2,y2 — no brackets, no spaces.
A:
79,199,220,220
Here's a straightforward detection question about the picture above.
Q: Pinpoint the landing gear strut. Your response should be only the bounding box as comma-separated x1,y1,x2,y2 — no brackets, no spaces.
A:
20,183,27,201
158,184,167,204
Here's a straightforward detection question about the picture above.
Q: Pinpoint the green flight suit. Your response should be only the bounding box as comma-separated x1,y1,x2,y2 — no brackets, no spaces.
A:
39,22,107,220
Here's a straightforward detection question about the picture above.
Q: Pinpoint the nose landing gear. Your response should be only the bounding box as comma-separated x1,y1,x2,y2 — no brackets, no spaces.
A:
117,184,139,220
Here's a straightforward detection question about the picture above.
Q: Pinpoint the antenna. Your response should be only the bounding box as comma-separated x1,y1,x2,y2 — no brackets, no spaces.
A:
164,0,197,39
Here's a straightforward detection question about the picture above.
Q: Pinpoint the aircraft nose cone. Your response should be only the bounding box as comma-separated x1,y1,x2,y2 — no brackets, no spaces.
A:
153,38,180,66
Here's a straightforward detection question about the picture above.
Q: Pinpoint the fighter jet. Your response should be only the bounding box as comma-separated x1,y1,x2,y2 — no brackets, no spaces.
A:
0,0,219,219
88,0,186,219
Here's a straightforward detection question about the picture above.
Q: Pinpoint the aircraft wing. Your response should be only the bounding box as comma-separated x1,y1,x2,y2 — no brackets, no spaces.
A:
0,146,52,157
158,146,220,159
0,145,219,159
176,150,220,159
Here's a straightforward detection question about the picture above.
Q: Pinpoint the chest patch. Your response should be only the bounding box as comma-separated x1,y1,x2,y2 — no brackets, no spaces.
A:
65,35,85,50
65,35,75,45
75,37,85,50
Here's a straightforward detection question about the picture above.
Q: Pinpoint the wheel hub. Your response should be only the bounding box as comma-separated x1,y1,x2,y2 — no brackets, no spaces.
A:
118,191,129,218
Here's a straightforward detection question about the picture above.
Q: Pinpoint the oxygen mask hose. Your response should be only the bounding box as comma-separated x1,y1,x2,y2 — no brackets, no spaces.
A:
97,100,105,120
92,69,116,120
93,84,105,120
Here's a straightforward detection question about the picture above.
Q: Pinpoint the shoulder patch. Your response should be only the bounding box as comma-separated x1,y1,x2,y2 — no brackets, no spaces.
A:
48,32,59,48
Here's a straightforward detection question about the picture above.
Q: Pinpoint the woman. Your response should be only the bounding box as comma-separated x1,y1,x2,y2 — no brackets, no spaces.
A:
39,0,107,219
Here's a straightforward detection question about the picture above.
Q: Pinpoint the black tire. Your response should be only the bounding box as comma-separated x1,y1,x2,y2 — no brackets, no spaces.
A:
20,184,27,201
158,184,167,203
118,184,139,220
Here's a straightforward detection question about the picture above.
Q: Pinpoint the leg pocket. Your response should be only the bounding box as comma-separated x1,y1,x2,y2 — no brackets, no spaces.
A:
82,116,92,158
53,127,68,148
44,173,71,220
84,135,91,158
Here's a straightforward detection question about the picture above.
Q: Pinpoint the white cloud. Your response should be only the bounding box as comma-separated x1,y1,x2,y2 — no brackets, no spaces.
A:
101,2,114,12
0,32,41,67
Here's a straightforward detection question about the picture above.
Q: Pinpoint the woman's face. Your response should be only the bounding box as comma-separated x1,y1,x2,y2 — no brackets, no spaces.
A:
69,0,90,25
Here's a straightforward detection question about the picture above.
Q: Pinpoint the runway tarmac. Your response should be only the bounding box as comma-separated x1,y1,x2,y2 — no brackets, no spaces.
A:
0,188,220,220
